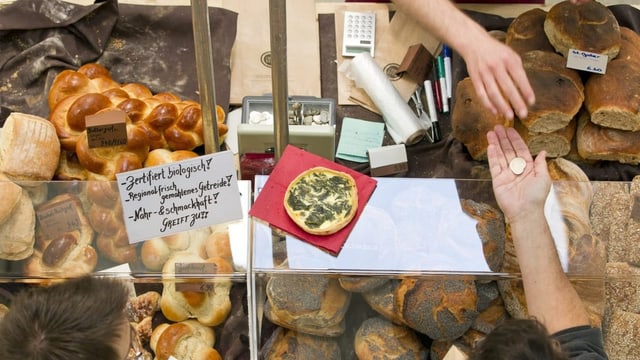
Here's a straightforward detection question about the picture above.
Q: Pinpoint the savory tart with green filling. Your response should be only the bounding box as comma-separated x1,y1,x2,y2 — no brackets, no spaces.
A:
284,166,358,235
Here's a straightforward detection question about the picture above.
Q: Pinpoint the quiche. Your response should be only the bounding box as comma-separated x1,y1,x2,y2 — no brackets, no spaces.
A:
284,166,359,235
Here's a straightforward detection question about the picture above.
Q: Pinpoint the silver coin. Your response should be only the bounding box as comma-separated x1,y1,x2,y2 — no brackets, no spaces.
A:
509,157,526,175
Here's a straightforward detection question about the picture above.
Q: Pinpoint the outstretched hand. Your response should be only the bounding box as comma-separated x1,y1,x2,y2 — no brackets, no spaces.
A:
486,125,551,223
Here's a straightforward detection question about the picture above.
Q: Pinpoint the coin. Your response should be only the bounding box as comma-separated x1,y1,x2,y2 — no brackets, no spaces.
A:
509,157,526,175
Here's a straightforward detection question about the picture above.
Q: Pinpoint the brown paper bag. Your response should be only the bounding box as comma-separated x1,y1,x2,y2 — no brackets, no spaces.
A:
220,0,321,105
343,9,441,113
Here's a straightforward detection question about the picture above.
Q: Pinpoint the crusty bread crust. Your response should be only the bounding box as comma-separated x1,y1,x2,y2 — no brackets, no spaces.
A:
284,166,358,236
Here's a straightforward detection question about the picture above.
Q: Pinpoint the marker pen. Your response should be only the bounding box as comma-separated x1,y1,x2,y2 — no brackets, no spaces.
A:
436,55,449,113
424,80,441,142
432,63,443,113
443,45,453,99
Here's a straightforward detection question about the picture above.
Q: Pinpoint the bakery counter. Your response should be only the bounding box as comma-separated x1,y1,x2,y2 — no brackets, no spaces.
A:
250,176,640,359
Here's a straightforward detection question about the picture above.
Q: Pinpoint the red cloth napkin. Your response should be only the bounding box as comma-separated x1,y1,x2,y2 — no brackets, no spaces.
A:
249,145,377,255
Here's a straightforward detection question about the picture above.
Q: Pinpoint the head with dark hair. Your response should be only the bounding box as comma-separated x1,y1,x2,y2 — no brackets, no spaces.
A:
469,318,569,360
0,276,131,360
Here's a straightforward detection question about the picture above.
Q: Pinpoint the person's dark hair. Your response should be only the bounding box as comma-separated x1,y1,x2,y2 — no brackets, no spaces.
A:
0,276,130,360
469,318,569,360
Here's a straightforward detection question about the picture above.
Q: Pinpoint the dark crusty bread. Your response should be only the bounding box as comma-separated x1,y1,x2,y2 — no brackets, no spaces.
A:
584,31,640,131
520,50,584,133
354,317,427,360
577,110,640,164
505,8,555,54
451,77,513,161
264,274,351,337
515,118,576,158
460,199,505,273
615,26,640,63
544,0,621,60
260,327,341,360
395,279,478,341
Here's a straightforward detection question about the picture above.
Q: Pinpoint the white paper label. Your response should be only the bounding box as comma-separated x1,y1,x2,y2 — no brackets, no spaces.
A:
566,48,608,74
116,151,243,244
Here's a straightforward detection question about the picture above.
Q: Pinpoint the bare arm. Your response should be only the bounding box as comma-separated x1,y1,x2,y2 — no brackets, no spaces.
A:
486,125,591,334
391,0,535,120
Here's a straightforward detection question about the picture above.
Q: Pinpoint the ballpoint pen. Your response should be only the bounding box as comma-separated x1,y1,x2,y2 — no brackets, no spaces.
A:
424,80,442,143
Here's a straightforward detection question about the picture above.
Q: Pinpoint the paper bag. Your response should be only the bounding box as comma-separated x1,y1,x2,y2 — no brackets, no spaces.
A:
219,0,321,104
343,9,441,113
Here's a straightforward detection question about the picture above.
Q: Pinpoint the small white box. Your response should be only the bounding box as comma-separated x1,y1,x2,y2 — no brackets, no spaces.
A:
367,144,408,176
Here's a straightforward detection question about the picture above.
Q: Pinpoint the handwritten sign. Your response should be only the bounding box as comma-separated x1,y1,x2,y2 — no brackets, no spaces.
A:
85,109,128,148
116,150,243,244
566,49,608,74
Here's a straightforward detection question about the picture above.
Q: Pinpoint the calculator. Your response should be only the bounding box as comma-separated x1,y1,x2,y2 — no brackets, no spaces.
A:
342,11,376,58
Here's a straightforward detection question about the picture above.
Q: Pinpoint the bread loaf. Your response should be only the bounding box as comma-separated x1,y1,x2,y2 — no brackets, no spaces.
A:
0,175,36,261
24,193,97,277
395,279,478,341
47,63,119,110
338,276,388,293
603,309,640,360
544,0,621,60
519,50,583,133
361,278,405,325
460,199,505,273
260,327,341,360
264,274,351,337
515,117,576,158
505,8,555,54
576,110,640,164
354,317,428,360
150,319,221,360
143,148,199,168
0,112,60,181
160,252,233,327
451,77,513,160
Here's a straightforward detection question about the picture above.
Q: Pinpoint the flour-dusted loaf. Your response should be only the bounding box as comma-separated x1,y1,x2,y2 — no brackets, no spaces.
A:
160,252,233,327
264,274,351,337
451,77,513,161
520,50,584,133
354,317,428,360
544,0,621,60
284,166,358,235
0,112,60,182
505,8,555,54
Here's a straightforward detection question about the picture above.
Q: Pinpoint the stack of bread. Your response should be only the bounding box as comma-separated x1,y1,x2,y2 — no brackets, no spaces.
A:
47,63,227,180
452,1,640,164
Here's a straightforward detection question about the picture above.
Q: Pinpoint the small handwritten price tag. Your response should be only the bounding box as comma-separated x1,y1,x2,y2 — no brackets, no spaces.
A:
85,109,128,148
566,49,608,74
36,197,82,240
116,150,243,243
174,262,218,292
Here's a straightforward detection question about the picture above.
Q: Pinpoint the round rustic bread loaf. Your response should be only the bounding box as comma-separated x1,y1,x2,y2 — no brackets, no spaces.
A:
338,276,388,293
264,274,351,337
354,317,427,360
395,279,478,341
361,278,405,325
576,110,640,164
505,8,555,54
460,199,505,273
260,327,341,360
515,117,576,158
544,0,621,60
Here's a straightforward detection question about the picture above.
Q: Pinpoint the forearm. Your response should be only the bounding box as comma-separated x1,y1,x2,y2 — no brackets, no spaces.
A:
392,0,489,56
509,210,591,334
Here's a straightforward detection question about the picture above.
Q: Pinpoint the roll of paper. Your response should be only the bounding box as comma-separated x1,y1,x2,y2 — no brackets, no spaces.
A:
344,52,426,145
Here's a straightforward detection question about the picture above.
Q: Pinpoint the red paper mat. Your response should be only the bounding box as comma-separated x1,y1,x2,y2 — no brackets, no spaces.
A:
249,145,378,255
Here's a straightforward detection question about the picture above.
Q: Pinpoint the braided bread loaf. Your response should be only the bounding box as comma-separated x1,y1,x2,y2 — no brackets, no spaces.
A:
48,63,228,180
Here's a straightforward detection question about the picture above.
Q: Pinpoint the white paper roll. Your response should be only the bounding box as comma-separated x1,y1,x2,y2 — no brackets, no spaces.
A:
344,52,426,145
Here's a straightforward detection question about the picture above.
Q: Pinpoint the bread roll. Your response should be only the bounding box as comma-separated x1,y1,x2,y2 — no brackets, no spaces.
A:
0,112,60,181
576,110,640,164
143,148,199,168
519,50,583,133
544,0,621,60
395,279,478,341
150,319,221,360
140,228,211,271
160,252,233,327
451,77,513,160
0,181,35,261
354,317,427,360
361,278,405,325
260,327,341,360
264,274,351,337
505,8,555,54
24,193,97,276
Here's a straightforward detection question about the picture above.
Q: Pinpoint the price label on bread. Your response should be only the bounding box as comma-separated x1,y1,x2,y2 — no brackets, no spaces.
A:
174,262,218,293
36,197,83,240
284,166,359,235
84,109,128,148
